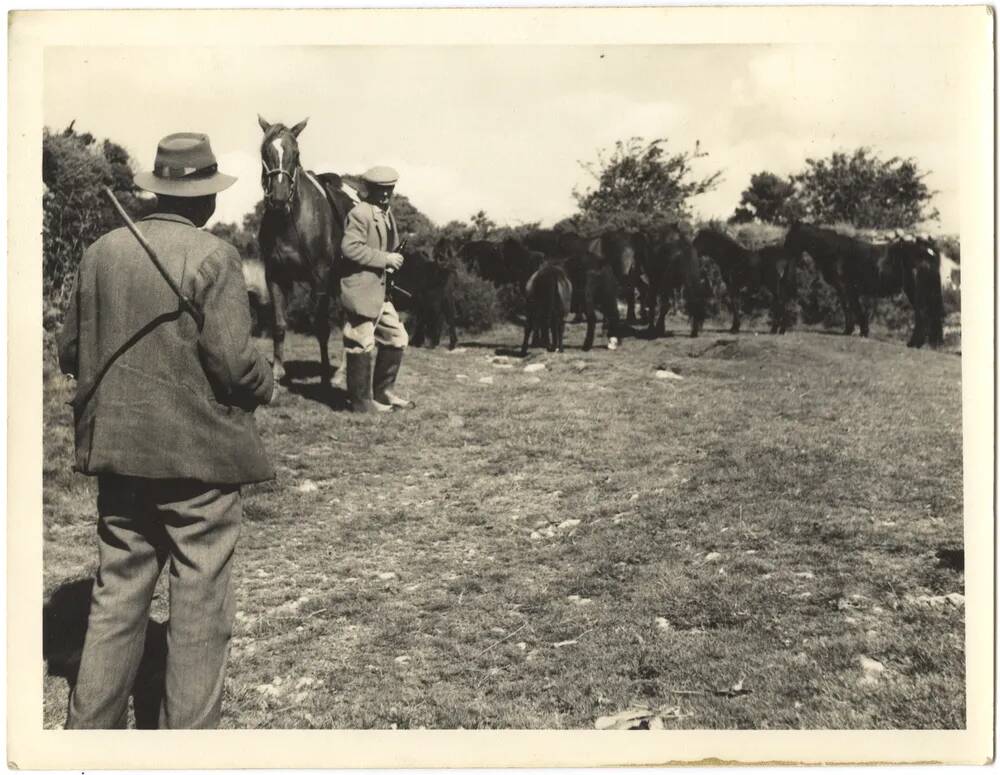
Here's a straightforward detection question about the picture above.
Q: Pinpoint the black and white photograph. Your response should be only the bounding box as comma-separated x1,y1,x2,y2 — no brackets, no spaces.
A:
8,5,994,768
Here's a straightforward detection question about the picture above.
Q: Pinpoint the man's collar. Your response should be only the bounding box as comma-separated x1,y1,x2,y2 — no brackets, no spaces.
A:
141,212,197,227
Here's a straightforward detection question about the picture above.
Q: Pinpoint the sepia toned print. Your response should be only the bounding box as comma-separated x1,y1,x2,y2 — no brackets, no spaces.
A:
10,5,994,768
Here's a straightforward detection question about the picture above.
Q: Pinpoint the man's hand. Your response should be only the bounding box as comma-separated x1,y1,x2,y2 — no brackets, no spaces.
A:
385,252,405,272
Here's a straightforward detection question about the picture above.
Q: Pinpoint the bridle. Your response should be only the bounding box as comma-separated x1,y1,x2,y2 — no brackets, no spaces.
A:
261,147,299,209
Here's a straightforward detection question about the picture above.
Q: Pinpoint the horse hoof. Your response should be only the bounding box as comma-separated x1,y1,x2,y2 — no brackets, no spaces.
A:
607,337,619,351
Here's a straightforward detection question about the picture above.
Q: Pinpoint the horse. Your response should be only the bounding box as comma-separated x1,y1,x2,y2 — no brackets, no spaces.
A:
458,240,507,284
885,237,945,348
522,229,629,350
256,115,356,384
692,229,796,334
521,261,572,355
589,230,647,324
389,246,459,350
783,222,944,346
641,223,707,338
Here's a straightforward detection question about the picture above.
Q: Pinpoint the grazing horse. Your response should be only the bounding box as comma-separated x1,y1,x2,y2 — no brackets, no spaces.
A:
692,229,796,334
458,240,508,284
522,261,572,355
783,221,873,337
885,237,945,348
523,229,627,349
783,222,943,346
641,223,707,337
389,246,459,350
256,116,355,384
590,230,646,324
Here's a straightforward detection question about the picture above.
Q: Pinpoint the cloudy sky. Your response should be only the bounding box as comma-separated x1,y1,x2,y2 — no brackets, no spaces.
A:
44,43,965,232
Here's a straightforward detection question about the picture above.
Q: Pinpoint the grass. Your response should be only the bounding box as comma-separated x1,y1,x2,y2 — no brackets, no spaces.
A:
42,314,964,729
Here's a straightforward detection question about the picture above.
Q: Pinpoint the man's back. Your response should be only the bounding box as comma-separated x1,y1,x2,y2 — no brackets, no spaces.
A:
59,213,274,484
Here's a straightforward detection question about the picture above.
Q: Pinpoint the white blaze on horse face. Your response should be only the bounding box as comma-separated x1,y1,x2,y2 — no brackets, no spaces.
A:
271,138,285,171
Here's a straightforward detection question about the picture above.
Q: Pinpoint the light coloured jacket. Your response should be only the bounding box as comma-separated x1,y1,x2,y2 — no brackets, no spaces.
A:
340,202,399,318
56,213,275,484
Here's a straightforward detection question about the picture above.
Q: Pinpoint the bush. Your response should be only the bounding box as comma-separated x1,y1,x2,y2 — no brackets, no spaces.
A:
495,284,525,323
450,265,500,333
42,127,151,318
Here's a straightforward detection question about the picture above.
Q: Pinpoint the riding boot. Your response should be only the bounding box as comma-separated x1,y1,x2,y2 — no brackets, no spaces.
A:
373,347,415,410
345,351,376,413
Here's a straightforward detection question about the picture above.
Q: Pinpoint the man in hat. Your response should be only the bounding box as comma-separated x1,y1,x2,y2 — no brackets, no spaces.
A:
56,132,274,728
339,165,415,412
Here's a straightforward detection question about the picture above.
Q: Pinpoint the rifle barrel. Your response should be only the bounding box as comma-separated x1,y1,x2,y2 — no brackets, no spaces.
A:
102,187,205,329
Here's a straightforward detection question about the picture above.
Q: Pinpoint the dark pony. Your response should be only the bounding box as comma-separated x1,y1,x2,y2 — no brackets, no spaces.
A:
692,228,796,334
784,222,943,347
523,229,627,350
521,261,572,355
640,223,707,338
256,116,355,384
389,246,459,350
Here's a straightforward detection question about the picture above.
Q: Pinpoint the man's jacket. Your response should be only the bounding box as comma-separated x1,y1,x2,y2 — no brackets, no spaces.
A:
57,213,275,484
340,202,399,319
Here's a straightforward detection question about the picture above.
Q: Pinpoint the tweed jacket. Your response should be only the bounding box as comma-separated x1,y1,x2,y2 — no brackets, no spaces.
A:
57,213,275,484
340,202,399,319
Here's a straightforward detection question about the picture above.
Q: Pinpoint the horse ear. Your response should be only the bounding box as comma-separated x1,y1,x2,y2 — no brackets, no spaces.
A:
258,115,272,133
290,118,309,138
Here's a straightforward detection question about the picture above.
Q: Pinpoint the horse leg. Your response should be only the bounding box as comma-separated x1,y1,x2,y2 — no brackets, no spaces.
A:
521,309,533,356
835,283,854,335
928,268,945,347
313,289,332,384
728,287,741,334
428,295,443,349
444,281,459,350
582,276,597,351
849,288,868,338
410,306,426,348
907,271,927,348
268,277,289,384
625,275,638,324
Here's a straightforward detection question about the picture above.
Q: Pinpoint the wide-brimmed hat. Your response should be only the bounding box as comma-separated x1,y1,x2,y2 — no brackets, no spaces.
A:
361,166,399,187
133,132,237,197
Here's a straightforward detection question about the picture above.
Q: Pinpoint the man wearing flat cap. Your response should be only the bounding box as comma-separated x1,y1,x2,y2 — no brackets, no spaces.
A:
340,165,415,412
56,132,274,728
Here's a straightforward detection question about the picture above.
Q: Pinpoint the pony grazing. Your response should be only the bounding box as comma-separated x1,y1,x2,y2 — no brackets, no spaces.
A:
692,228,796,334
783,222,944,347
257,116,356,384
522,261,572,355
641,223,707,338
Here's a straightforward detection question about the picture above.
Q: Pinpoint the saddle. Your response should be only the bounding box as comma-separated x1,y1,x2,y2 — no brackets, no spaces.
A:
308,170,360,227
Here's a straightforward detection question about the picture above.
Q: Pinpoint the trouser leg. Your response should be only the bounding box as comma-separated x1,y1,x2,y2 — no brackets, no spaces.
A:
155,482,242,729
343,314,377,412
373,302,414,409
66,476,167,729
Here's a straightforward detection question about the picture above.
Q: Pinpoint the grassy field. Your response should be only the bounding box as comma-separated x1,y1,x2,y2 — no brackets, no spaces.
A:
42,316,964,729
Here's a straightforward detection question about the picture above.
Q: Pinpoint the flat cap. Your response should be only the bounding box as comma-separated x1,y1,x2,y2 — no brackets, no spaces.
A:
361,166,399,186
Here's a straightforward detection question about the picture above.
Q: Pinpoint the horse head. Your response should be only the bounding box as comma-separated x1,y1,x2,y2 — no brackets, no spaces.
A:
258,115,308,214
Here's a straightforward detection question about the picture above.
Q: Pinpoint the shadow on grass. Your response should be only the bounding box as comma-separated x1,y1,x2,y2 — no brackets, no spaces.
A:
43,578,167,729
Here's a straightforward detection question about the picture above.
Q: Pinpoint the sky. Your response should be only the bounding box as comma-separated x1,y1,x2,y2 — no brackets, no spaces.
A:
44,44,965,233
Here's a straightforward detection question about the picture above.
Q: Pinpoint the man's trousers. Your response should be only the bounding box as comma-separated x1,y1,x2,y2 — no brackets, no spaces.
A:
66,475,242,729
342,301,409,353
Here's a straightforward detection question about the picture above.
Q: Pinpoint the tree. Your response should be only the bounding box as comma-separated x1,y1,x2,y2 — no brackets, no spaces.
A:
791,147,938,229
573,137,722,230
42,124,151,314
730,171,801,225
470,210,496,239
